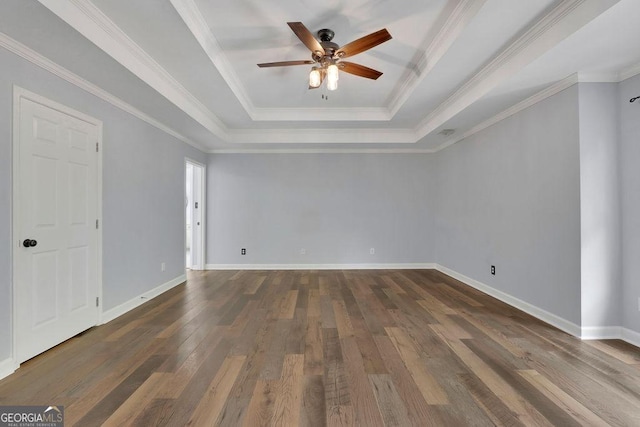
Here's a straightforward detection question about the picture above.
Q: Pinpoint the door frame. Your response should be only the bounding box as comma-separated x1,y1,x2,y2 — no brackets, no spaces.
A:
185,158,206,271
11,86,103,365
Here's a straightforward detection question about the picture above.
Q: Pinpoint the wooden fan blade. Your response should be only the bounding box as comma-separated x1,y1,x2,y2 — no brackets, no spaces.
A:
288,22,325,56
339,62,383,80
335,28,392,59
257,60,315,68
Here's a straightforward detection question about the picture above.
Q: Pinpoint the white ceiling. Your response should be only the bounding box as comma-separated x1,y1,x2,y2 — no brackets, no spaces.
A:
2,0,639,152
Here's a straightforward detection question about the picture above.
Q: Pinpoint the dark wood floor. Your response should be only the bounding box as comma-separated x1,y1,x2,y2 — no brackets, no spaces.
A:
1,270,639,426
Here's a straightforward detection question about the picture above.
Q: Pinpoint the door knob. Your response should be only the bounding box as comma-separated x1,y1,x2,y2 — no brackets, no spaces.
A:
23,239,37,248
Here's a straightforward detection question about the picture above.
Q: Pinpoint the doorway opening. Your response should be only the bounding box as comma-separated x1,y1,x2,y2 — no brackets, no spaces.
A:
185,159,205,270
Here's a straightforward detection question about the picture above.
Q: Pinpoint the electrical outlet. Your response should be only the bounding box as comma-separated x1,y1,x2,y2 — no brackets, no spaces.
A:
241,248,246,255
370,248,375,255
491,265,495,275
161,262,165,272
300,248,306,255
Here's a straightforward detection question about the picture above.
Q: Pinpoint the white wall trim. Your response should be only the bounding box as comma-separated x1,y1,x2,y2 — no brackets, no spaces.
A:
621,328,640,348
37,0,229,141
387,0,487,116
100,274,186,324
434,264,583,337
580,326,622,340
431,74,580,152
619,62,640,82
0,358,19,382
209,148,436,154
414,0,618,141
206,263,436,271
0,31,206,152
434,264,640,349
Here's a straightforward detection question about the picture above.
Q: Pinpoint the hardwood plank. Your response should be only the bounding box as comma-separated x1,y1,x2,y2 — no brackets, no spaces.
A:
271,354,305,426
323,328,351,409
332,300,354,339
101,372,171,427
187,355,246,426
304,317,324,375
585,339,640,365
243,380,276,427
369,374,413,427
430,328,554,426
518,369,610,426
74,354,168,427
244,274,266,295
340,337,385,427
300,375,326,427
373,335,445,426
278,290,299,319
385,326,449,405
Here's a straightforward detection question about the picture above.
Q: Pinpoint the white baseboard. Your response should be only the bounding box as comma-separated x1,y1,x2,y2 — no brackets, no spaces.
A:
434,264,582,338
621,328,640,348
0,357,19,382
100,274,186,324
205,263,436,270
580,326,623,340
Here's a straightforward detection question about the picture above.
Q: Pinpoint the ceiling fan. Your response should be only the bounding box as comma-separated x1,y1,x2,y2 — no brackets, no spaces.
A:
257,22,392,91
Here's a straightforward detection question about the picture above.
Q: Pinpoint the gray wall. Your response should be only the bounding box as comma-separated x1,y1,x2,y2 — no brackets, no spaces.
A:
578,83,622,328
207,154,435,265
620,73,640,335
433,86,583,325
0,47,206,360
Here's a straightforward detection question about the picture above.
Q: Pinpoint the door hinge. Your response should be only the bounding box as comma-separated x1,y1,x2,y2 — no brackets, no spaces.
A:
96,142,99,152
96,219,99,229
96,297,99,307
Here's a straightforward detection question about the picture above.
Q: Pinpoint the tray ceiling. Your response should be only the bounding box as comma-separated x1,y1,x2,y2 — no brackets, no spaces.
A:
2,0,639,152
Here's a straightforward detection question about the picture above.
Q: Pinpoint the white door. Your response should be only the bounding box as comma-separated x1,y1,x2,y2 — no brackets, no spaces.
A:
185,160,205,270
14,92,101,363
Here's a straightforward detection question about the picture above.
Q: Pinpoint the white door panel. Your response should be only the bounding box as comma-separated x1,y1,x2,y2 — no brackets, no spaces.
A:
14,95,100,363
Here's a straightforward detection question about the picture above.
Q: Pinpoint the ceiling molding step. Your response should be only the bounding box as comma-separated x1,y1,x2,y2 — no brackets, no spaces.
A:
577,71,620,82
169,0,257,118
250,107,392,122
227,128,418,144
37,0,230,141
414,0,621,139
209,148,435,154
386,0,487,116
430,73,579,153
619,62,640,82
0,31,206,152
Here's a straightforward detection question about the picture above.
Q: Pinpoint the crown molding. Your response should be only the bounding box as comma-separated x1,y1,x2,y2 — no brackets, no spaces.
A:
37,0,229,140
386,0,486,116
619,62,640,82
414,0,620,140
227,127,418,144
168,0,256,117
209,148,435,154
431,73,580,152
0,31,207,152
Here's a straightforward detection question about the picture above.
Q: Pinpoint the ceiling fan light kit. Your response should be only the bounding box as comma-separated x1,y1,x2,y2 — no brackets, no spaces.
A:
258,22,392,91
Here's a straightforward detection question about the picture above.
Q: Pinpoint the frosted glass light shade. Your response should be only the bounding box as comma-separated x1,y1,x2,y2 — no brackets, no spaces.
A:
309,69,321,88
327,64,339,82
